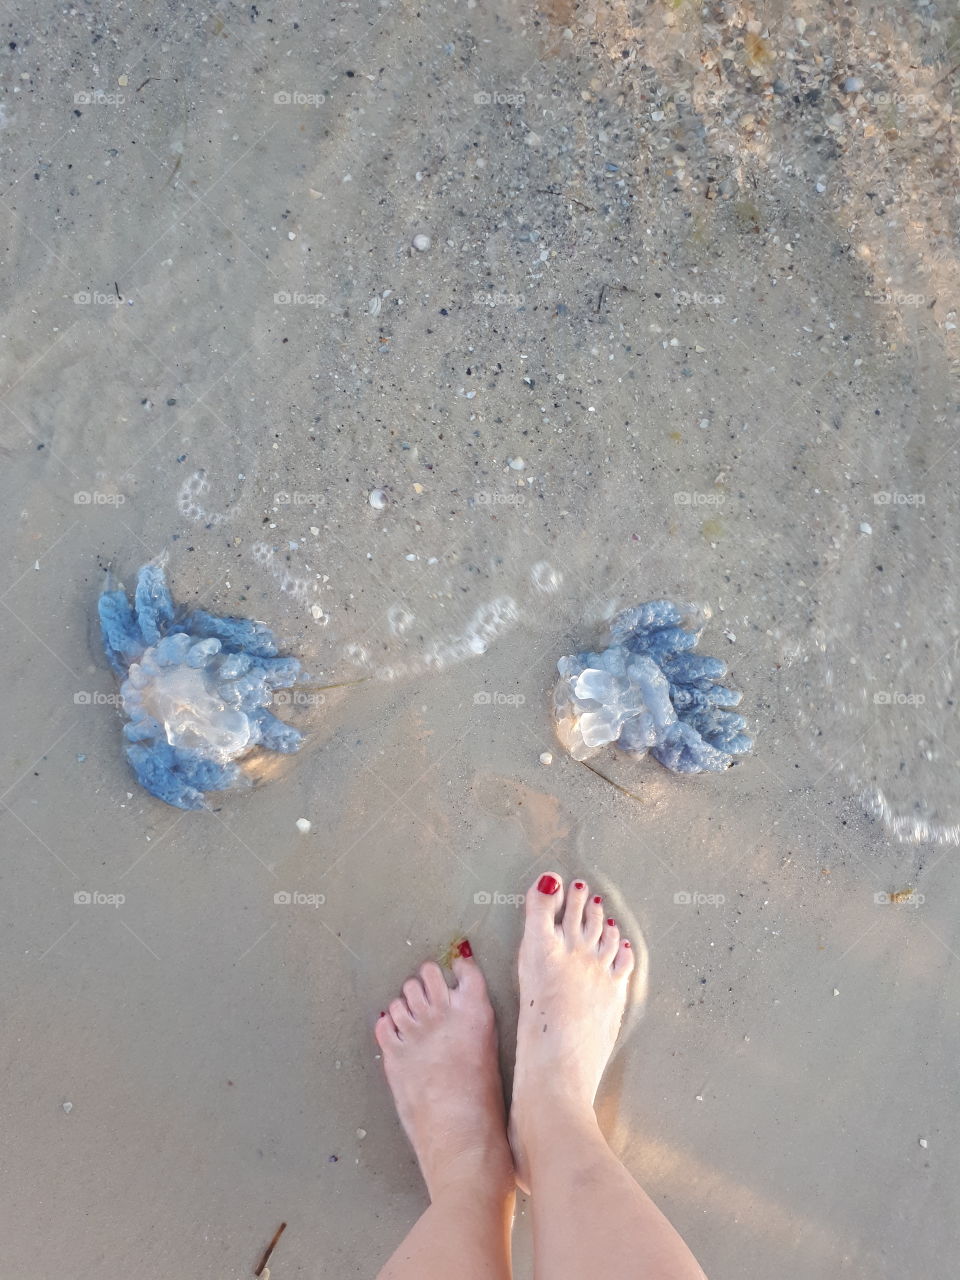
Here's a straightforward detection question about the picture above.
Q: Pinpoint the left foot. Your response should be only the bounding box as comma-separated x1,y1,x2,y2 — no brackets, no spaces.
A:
375,945,515,1201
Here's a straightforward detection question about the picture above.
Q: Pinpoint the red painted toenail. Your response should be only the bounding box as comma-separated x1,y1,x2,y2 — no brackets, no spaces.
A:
458,938,473,958
624,941,632,949
379,1011,386,1018
593,895,603,904
537,874,561,895
607,918,616,927
573,880,585,889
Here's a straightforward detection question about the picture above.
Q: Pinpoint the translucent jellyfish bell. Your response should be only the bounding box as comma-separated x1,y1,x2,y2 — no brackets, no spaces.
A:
99,560,304,809
552,601,752,774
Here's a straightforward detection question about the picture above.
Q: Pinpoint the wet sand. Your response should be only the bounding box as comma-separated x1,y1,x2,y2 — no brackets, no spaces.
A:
2,1,959,1276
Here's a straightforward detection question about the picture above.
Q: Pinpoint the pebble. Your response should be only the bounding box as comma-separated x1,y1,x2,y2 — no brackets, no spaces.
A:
369,489,388,510
842,77,863,93
62,1101,73,1113
508,456,526,471
412,233,431,252
539,751,553,765
356,1128,367,1139
859,522,872,535
296,818,312,834
919,1137,928,1149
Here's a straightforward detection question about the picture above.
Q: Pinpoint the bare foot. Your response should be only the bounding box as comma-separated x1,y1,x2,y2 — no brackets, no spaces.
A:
375,943,515,1202
509,873,635,1191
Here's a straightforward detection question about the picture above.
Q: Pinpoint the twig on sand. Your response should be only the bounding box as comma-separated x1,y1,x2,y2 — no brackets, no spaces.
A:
536,187,595,211
577,758,645,805
254,1222,287,1277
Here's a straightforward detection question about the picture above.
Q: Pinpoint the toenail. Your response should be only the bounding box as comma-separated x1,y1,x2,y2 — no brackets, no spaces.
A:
573,880,585,889
379,1011,386,1018
607,918,616,927
537,874,561,895
593,895,603,904
624,941,631,948
457,938,473,958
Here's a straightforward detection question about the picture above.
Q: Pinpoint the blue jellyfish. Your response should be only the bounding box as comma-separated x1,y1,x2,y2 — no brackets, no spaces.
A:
98,560,303,809
553,600,752,774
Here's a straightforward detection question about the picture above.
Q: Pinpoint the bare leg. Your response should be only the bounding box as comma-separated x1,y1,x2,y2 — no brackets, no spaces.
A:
510,874,708,1280
375,946,515,1280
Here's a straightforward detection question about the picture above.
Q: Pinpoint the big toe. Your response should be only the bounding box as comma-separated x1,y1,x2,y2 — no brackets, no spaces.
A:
525,871,563,935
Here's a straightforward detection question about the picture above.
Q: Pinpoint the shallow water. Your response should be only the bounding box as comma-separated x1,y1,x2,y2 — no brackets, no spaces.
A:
2,1,959,1277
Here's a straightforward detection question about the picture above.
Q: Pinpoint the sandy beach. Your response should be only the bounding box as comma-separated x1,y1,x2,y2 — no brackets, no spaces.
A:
2,0,959,1275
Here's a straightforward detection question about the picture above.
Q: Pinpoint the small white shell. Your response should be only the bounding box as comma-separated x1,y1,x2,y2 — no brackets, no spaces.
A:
412,233,431,252
296,818,311,834
368,296,382,316
369,488,388,510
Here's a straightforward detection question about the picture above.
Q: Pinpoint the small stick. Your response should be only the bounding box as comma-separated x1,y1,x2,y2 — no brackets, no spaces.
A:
578,758,645,804
254,1222,286,1277
114,281,122,301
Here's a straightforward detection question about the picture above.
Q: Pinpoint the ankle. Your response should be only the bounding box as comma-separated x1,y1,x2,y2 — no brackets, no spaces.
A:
511,1090,601,1154
425,1140,515,1204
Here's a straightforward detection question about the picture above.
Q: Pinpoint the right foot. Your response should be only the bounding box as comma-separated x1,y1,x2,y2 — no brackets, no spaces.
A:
509,873,635,1191
375,945,515,1203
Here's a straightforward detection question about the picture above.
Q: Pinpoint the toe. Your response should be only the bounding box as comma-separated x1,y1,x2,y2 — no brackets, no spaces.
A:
389,996,414,1035
451,939,485,998
525,872,563,934
403,976,428,1016
420,960,450,1004
613,938,635,977
374,1009,399,1050
584,892,605,945
599,916,620,964
562,877,589,940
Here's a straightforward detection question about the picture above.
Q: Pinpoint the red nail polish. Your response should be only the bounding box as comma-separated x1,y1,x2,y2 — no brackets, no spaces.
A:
607,918,616,927
624,941,632,949
379,1011,386,1018
458,938,473,958
573,880,585,890
593,895,603,904
537,874,560,895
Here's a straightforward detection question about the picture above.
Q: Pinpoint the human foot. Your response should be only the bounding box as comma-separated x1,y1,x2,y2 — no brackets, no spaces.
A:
375,943,515,1202
509,874,635,1191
